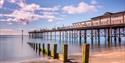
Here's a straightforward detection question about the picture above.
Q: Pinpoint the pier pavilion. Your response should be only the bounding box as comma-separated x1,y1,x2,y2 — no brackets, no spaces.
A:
29,11,125,47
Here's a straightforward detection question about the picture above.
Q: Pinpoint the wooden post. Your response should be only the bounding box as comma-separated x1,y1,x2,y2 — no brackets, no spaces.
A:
69,31,71,41
65,31,68,42
53,44,57,59
114,28,117,46
118,28,121,46
63,31,64,42
59,31,61,41
36,43,38,53
42,43,45,55
79,30,82,45
97,29,100,47
50,32,52,40
84,30,87,43
107,28,110,47
47,44,51,56
38,43,41,55
108,28,112,47
82,43,90,63
35,43,37,52
95,30,97,44
72,30,73,42
63,44,68,62
104,29,107,47
91,29,94,47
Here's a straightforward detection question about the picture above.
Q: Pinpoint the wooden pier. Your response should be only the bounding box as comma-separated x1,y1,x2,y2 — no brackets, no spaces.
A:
29,11,125,47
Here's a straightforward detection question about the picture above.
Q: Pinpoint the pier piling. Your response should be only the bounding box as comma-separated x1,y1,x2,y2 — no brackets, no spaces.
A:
63,44,68,62
53,44,58,59
82,43,90,63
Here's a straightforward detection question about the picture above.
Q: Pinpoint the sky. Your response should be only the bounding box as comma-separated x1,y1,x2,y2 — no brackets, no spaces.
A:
0,0,125,35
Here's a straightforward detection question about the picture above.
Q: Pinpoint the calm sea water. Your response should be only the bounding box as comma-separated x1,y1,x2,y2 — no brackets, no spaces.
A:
0,35,37,62
0,35,125,62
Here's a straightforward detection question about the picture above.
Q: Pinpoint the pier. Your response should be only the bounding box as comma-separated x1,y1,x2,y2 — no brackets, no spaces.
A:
29,11,125,47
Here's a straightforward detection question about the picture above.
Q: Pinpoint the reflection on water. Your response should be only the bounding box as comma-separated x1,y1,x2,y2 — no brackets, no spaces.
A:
0,35,125,62
0,35,37,62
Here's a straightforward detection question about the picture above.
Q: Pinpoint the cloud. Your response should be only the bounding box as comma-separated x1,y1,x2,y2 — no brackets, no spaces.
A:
0,0,62,25
0,0,4,8
62,1,98,14
21,3,40,12
0,28,21,35
0,0,100,24
8,0,17,3
91,0,98,5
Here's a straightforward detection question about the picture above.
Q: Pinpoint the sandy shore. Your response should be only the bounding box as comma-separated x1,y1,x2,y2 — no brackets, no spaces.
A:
1,47,125,63
69,47,125,63
21,46,125,63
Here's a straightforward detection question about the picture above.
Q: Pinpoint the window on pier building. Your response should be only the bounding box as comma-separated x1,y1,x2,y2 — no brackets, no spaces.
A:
111,14,123,24
100,16,110,25
85,21,91,27
91,18,100,26
72,22,86,28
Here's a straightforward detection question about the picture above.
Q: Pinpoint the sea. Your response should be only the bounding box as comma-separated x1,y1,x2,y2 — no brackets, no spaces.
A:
0,35,125,62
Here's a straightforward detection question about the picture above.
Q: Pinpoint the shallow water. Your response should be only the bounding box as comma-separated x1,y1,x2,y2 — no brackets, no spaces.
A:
0,35,125,62
0,35,37,62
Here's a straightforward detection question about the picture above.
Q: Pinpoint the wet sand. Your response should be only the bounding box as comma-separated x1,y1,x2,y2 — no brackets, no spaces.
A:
1,47,124,63
69,46,125,63
22,47,125,63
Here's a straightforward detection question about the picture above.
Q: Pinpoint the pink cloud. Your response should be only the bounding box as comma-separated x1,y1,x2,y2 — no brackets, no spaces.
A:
0,0,62,25
0,28,29,35
0,29,20,35
0,0,4,8
63,2,98,14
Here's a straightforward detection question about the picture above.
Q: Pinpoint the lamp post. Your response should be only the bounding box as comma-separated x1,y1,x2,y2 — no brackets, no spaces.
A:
22,30,24,44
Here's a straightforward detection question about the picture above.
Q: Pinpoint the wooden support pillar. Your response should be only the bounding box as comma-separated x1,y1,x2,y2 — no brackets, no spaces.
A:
36,43,38,53
97,29,100,47
42,43,45,55
104,29,107,47
46,32,48,40
63,44,68,62
47,44,51,56
62,31,64,42
67,31,69,42
95,30,97,44
53,44,57,59
79,30,82,45
59,31,61,42
38,43,41,55
50,32,52,40
72,30,73,42
108,28,112,47
65,31,68,42
123,28,125,37
84,30,87,43
114,28,117,46
43,33,45,40
68,31,71,41
118,28,121,46
82,43,90,63
91,29,94,47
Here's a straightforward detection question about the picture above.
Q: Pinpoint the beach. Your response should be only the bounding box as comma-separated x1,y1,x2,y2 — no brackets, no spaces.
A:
19,46,125,63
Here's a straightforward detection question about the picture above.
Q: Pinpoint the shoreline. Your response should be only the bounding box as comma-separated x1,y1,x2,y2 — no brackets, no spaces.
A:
1,46,124,63
0,46,125,63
